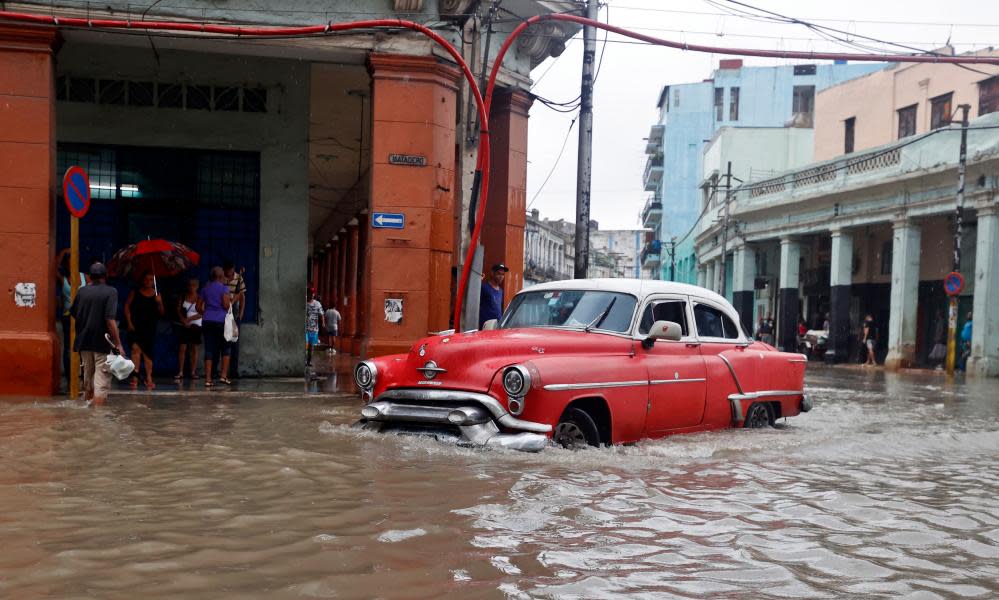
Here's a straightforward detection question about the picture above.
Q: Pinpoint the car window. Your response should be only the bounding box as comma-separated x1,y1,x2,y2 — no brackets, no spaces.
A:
694,303,740,340
638,300,690,336
501,290,637,333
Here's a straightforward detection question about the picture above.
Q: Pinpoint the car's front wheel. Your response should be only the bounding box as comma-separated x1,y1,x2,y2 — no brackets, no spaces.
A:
743,403,774,428
553,408,601,449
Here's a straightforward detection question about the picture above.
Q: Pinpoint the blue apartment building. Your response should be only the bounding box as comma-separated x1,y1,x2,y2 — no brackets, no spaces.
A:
641,59,887,282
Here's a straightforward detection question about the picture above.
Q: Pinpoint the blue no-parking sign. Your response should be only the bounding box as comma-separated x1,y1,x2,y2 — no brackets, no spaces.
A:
62,166,91,219
944,271,964,296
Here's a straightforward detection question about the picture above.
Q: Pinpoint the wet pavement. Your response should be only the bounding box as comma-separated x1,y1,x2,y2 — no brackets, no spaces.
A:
1,364,997,599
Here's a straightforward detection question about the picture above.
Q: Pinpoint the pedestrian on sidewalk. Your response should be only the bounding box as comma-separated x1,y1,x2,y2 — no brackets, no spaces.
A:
70,262,125,406
124,271,164,389
175,277,203,380
324,298,341,353
862,314,878,366
200,266,232,387
757,314,775,345
223,261,246,378
305,289,325,367
958,312,973,371
478,263,509,329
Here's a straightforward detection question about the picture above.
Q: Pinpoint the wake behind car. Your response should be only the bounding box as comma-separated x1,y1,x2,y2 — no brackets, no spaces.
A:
354,279,812,452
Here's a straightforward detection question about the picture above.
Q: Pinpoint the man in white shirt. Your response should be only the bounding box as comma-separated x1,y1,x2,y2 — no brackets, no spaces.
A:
324,298,342,354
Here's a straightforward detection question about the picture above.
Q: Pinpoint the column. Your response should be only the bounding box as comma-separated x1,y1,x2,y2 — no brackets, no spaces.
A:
885,219,921,370
355,213,370,353
777,237,801,352
826,228,853,363
697,266,705,288
483,88,532,305
705,261,716,293
336,232,347,352
0,25,59,396
969,205,999,377
731,244,756,335
346,219,360,355
364,54,459,357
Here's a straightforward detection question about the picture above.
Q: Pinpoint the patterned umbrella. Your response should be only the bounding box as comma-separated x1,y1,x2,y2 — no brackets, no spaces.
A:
108,239,200,281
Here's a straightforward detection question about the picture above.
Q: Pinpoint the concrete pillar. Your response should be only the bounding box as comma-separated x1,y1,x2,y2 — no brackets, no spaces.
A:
826,228,853,363
336,232,347,352
0,25,59,396
778,237,801,352
969,204,999,377
330,238,339,307
363,54,459,357
731,244,756,335
346,220,360,355
885,219,921,370
697,266,705,288
355,213,369,353
483,88,532,305
705,260,716,293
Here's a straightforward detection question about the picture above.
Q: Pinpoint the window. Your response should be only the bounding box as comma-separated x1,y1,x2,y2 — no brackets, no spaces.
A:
792,85,815,126
158,82,183,108
729,87,740,121
673,88,680,108
897,104,917,139
68,77,96,103
694,303,740,339
844,117,856,154
930,92,953,129
98,79,125,105
501,290,637,333
979,76,999,116
129,81,155,107
793,64,817,76
214,86,240,111
186,85,212,110
243,87,268,113
638,300,689,336
881,240,893,275
714,87,724,121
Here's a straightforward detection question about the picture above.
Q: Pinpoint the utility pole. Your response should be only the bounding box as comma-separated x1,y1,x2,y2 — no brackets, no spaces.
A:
718,161,733,296
573,0,597,279
946,104,971,375
669,237,677,281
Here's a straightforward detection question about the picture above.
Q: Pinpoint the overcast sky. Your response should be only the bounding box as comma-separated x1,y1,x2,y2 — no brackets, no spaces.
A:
525,0,999,230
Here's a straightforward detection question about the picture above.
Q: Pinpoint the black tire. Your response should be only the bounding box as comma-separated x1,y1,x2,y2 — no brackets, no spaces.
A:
554,407,601,449
743,403,774,429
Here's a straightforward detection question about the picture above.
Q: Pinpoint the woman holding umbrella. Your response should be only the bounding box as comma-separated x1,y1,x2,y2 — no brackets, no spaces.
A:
125,271,164,389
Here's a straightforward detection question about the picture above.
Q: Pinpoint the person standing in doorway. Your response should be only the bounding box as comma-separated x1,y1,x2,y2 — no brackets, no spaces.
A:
305,288,325,367
862,313,878,366
175,278,203,380
757,314,775,346
223,261,246,379
324,298,341,353
200,266,232,387
478,263,509,329
71,262,125,405
958,312,973,371
124,271,164,389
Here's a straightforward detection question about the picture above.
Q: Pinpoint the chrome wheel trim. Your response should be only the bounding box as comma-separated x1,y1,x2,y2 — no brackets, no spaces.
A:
554,422,587,448
745,404,771,428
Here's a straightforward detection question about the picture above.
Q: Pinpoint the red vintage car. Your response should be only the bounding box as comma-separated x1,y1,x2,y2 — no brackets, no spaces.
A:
354,279,812,452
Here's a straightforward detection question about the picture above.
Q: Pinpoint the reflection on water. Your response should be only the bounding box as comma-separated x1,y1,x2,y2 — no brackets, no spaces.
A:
1,366,997,599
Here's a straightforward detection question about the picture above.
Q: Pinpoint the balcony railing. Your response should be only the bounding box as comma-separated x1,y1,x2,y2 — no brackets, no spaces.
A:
645,124,665,154
641,196,663,227
643,153,664,191
641,240,662,266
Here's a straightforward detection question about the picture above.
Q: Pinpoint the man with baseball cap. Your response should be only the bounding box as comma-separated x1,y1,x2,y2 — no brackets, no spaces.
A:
478,263,509,329
70,262,124,405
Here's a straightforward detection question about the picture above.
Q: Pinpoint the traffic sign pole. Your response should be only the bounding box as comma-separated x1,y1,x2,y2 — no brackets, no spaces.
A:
943,271,965,376
70,216,79,400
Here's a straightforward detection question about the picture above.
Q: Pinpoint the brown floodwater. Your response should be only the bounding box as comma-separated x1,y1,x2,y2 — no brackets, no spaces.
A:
1,366,997,599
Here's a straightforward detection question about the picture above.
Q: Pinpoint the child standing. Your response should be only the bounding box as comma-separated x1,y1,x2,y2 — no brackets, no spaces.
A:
305,288,325,367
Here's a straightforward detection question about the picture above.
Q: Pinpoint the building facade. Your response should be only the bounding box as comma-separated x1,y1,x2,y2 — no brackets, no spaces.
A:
642,59,887,283
695,111,999,377
0,1,578,395
814,48,999,161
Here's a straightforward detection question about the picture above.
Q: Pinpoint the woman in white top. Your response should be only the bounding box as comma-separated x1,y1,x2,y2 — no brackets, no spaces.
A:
175,277,204,380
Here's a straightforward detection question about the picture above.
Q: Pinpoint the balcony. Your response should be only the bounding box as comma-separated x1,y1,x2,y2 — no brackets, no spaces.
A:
643,152,664,191
641,239,662,267
641,195,662,228
645,124,665,154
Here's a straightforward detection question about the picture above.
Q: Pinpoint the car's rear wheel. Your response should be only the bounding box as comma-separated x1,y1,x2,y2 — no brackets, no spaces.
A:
554,408,601,449
743,403,774,428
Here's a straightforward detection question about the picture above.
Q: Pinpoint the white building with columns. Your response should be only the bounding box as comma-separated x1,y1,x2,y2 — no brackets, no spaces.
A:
695,111,999,376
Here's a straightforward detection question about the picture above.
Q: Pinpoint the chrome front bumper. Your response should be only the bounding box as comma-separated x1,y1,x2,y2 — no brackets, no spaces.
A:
358,389,552,452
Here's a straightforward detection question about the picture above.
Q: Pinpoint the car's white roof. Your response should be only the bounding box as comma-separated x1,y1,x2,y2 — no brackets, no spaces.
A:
520,278,732,307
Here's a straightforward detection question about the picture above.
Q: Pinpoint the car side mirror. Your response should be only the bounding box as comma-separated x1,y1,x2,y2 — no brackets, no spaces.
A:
642,320,682,349
481,319,498,331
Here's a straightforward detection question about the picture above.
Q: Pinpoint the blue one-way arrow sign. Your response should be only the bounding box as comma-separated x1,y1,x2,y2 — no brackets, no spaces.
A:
372,212,405,229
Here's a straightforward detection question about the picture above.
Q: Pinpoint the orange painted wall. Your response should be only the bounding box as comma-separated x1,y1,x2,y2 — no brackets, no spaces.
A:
482,89,532,307
0,26,59,396
362,54,459,357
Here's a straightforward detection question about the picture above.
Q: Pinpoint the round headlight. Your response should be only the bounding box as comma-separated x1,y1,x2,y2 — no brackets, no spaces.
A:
354,361,376,391
502,365,530,397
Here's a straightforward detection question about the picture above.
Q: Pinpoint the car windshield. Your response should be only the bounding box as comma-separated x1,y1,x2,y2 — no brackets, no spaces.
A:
500,290,637,333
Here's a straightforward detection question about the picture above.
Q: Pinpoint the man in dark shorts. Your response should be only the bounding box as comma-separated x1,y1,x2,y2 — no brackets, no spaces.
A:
71,262,125,405
862,314,878,366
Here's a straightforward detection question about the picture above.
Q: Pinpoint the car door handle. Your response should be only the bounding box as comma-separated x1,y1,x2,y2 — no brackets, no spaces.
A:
685,342,701,348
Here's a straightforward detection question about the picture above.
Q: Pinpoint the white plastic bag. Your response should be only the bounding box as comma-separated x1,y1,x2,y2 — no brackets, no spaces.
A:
104,333,135,380
224,304,239,342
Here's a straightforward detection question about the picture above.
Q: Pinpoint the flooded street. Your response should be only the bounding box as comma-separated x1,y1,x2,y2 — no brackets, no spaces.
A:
1,366,998,599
